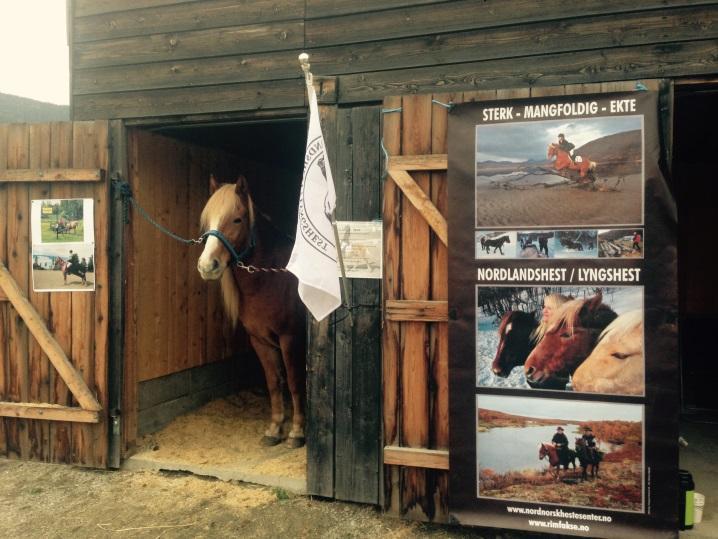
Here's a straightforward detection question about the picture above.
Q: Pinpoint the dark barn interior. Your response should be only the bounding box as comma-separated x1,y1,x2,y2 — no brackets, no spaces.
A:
673,83,718,419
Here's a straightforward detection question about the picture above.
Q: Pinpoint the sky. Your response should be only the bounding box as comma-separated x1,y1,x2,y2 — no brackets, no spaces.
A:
0,0,69,105
476,115,643,163
478,394,643,422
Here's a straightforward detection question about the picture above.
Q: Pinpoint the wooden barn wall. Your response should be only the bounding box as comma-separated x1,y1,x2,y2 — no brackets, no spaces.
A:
69,0,718,120
125,129,242,386
0,121,109,467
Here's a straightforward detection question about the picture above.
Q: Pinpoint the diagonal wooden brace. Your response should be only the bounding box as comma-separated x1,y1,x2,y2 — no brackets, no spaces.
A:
387,168,448,246
0,261,102,413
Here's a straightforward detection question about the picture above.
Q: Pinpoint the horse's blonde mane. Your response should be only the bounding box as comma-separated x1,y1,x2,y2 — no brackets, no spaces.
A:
546,297,588,336
597,309,642,343
200,182,256,328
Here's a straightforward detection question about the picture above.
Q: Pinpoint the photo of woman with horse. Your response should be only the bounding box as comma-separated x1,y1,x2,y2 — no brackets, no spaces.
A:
31,243,95,292
476,286,644,395
477,395,643,512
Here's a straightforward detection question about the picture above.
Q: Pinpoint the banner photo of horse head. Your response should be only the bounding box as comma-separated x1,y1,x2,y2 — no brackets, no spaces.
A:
448,91,678,538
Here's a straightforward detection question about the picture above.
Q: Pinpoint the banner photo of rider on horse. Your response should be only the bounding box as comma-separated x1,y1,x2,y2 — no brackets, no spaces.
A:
477,394,643,513
31,198,94,244
474,114,644,228
31,243,95,292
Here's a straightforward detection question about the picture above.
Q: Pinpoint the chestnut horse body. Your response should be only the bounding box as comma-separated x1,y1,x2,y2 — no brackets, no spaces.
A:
197,176,307,447
524,292,617,390
539,442,576,480
491,310,539,377
547,143,596,180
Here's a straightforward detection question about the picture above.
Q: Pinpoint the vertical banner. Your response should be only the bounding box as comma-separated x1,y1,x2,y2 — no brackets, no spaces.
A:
448,91,678,537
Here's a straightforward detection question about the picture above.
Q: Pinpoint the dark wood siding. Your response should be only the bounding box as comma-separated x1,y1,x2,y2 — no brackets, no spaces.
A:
70,0,718,119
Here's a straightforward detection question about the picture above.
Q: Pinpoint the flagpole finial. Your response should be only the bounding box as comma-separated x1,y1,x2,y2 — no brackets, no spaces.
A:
298,53,312,84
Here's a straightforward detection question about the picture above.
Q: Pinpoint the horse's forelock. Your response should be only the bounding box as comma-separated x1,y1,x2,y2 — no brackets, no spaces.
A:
546,298,584,336
597,309,642,343
200,183,254,232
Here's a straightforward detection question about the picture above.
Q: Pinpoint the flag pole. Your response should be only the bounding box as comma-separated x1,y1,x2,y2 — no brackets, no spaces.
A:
299,53,353,327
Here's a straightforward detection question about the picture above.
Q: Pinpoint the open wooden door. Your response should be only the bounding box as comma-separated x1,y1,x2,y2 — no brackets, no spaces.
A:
0,121,109,467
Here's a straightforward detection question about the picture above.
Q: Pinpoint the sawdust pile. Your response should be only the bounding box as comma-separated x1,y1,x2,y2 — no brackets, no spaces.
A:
138,390,306,479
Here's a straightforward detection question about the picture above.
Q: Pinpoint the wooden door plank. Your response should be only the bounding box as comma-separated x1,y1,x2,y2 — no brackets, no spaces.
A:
6,123,31,460
383,446,449,470
0,402,99,423
0,168,102,182
0,123,8,457
399,94,432,520
28,123,52,461
385,300,448,321
381,94,403,512
49,122,74,463
388,154,447,171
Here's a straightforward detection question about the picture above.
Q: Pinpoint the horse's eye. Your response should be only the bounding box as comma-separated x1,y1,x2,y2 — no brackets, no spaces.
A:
612,352,629,360
233,218,242,224
560,332,571,338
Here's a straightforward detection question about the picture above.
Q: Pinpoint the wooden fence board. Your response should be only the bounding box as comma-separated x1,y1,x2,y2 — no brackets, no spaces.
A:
0,169,102,182
74,0,197,18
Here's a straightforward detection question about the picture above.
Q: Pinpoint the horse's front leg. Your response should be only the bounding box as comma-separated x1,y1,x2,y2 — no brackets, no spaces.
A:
250,336,286,446
279,333,306,448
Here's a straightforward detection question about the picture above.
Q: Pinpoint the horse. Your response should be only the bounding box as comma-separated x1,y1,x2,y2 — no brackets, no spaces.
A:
560,237,584,251
196,175,307,448
483,235,511,255
58,257,87,286
539,442,576,480
572,310,644,395
547,143,596,181
491,310,539,377
65,220,79,234
524,291,618,389
574,437,602,480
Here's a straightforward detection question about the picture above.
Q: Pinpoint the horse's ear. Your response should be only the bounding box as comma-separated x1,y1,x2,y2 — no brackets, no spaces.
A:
581,290,604,314
235,174,249,197
209,174,220,194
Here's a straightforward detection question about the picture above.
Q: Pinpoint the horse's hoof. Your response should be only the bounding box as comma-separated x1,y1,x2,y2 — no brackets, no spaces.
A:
286,436,305,449
260,435,282,447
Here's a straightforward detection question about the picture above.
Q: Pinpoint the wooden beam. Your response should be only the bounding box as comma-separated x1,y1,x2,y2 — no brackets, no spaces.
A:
0,168,103,182
388,154,447,171
0,402,100,423
383,446,449,470
0,262,102,412
388,168,447,246
385,300,448,322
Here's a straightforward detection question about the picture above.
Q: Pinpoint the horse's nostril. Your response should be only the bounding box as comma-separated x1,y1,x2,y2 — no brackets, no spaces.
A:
526,366,534,376
211,259,219,270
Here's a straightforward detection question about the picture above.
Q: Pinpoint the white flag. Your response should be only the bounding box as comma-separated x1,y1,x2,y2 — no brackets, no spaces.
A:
286,78,342,321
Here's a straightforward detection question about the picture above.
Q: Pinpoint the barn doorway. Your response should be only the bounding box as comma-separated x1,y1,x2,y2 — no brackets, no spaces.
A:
121,117,309,492
673,82,718,419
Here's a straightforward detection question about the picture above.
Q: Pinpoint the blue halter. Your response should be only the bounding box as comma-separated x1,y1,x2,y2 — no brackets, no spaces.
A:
200,227,256,266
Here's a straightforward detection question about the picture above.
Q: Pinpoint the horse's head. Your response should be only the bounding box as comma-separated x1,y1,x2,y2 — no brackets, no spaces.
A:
491,311,538,377
572,310,644,395
524,291,617,388
547,143,558,159
538,443,548,459
197,174,255,281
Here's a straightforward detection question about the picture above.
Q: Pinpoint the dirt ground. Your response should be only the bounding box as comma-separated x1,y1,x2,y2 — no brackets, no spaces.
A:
0,458,534,539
